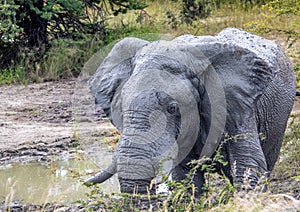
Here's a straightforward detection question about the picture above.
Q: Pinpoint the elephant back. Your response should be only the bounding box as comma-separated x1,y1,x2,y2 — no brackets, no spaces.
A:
217,28,280,73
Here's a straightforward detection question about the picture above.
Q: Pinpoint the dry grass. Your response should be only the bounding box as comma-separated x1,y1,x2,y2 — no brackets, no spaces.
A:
212,192,300,212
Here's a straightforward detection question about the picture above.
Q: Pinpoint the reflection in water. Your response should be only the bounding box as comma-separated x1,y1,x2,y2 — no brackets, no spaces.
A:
0,158,119,204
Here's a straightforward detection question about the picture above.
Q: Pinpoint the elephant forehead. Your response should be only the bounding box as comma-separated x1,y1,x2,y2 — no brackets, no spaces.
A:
123,90,162,110
122,69,197,109
135,40,211,75
121,68,201,168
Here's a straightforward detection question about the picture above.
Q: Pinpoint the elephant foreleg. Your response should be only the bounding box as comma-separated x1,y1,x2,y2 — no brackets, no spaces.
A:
172,159,205,197
227,114,268,190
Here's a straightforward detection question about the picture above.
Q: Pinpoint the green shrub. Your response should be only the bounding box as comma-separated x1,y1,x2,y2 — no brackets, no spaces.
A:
246,0,300,40
276,113,300,178
0,67,26,85
0,0,148,80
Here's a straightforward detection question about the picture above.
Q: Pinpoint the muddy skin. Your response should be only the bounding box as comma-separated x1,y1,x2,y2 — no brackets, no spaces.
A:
88,28,298,199
0,37,299,211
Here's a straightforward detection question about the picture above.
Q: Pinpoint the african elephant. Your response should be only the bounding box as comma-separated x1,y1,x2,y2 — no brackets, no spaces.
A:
86,28,296,195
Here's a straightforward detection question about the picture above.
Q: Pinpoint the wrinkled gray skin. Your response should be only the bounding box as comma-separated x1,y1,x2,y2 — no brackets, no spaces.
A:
86,28,296,195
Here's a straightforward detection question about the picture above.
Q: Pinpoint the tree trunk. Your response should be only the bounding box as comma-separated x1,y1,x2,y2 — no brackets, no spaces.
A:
21,0,48,47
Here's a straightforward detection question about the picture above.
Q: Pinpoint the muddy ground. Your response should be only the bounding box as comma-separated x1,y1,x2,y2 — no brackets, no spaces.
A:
0,80,299,211
0,81,75,165
0,80,116,165
0,80,117,211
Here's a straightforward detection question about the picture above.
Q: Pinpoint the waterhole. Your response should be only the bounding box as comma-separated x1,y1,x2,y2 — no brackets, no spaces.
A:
0,154,119,204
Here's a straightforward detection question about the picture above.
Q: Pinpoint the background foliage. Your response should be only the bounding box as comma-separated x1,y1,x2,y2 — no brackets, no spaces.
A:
1,0,299,85
0,0,147,79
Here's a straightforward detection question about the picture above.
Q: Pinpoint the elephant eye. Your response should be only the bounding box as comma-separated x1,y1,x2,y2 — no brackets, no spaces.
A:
167,102,178,114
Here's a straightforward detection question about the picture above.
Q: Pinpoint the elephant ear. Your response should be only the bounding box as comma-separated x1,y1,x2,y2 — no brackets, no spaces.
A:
89,37,149,131
192,31,277,132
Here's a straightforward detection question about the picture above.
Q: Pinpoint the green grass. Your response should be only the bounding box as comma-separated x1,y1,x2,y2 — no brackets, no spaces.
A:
0,67,27,85
274,113,300,179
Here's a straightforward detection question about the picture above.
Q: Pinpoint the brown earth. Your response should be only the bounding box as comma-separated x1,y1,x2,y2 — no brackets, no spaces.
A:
0,80,117,164
0,80,75,149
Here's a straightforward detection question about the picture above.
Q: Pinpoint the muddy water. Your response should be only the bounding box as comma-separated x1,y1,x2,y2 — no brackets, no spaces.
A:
0,80,122,204
0,157,119,204
0,119,121,204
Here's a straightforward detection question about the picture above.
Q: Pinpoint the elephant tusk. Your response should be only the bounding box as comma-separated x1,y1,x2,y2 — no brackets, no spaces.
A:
150,159,174,190
150,176,163,190
84,163,116,185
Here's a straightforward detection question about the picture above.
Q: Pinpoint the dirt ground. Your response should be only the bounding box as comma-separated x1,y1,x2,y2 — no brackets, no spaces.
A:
0,81,75,148
0,80,299,210
0,79,116,163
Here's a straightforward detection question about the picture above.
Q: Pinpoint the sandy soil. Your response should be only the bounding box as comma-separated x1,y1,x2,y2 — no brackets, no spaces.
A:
0,80,116,165
0,81,75,149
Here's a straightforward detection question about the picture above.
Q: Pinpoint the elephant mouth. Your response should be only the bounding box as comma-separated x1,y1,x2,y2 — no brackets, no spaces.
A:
118,178,156,194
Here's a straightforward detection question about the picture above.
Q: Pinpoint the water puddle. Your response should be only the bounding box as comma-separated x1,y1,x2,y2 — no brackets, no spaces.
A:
0,78,122,205
0,157,119,204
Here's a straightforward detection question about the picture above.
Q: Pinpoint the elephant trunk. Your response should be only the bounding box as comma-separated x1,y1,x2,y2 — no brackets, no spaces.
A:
118,178,153,194
84,162,116,184
115,136,158,194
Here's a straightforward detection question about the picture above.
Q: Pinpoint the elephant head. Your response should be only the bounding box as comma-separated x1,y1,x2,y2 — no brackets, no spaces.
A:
86,28,275,194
